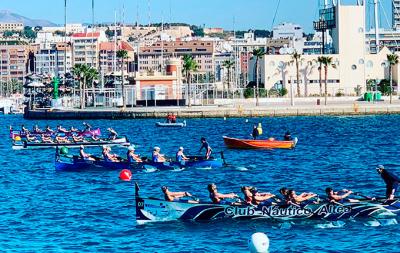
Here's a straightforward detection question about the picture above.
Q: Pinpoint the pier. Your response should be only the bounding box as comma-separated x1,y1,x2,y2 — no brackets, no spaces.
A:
23,97,400,119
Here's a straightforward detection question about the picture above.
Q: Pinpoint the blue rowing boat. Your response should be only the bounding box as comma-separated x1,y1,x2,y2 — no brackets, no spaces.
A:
135,184,400,224
55,153,224,171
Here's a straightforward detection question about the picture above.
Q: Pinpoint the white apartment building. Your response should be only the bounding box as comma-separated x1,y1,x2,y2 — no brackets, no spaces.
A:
71,31,108,69
0,22,23,33
258,2,398,96
273,23,304,40
35,43,72,76
393,0,400,30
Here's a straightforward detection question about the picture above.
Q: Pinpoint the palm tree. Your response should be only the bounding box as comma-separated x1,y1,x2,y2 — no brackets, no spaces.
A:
72,63,90,109
182,55,198,106
290,51,303,97
318,56,336,105
387,54,399,104
251,48,266,106
117,49,128,109
86,67,99,107
222,59,235,98
317,57,324,96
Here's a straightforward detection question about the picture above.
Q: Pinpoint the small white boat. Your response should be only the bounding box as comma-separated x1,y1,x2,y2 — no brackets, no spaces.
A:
155,120,186,128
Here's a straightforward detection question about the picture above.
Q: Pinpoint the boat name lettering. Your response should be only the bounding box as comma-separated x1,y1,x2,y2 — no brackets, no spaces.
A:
224,206,255,216
316,204,351,215
145,203,165,209
261,205,313,217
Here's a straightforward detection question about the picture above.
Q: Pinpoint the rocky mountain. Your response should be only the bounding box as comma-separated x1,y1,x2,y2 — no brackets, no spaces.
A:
0,10,57,27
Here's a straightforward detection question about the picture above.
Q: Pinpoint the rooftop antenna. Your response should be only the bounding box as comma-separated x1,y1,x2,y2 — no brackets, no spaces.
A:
161,12,164,72
374,0,380,53
271,0,281,30
148,0,151,27
64,0,67,77
114,10,117,72
169,0,172,26
91,0,95,69
136,1,139,28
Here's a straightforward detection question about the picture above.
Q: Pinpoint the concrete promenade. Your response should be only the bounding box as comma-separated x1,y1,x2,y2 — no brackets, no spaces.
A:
23,96,400,120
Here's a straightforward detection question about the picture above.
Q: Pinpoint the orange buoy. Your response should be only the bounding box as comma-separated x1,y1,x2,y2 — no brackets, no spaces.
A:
119,169,132,181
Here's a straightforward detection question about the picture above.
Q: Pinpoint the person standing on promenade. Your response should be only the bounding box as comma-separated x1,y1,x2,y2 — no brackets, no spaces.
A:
376,165,399,200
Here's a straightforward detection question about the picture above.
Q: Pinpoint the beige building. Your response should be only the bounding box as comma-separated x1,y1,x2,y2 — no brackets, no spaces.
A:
0,43,31,88
139,40,215,73
259,2,399,96
99,41,135,74
0,23,24,33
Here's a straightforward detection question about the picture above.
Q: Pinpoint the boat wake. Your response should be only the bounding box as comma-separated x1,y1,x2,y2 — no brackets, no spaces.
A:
364,218,398,227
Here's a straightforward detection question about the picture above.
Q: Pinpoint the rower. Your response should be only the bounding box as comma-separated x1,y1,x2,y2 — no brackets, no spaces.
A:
72,135,84,143
45,125,54,133
127,146,142,163
199,137,212,160
171,113,177,123
176,147,189,162
325,187,357,203
26,133,37,142
33,125,42,133
83,122,92,131
376,165,400,200
91,133,100,141
284,131,292,141
161,186,193,202
251,125,259,140
21,125,29,134
152,147,166,163
80,145,95,161
57,125,68,133
241,186,275,206
102,146,119,162
207,183,239,204
55,134,70,143
70,126,78,132
287,190,317,205
41,134,54,143
107,128,118,140
166,113,173,123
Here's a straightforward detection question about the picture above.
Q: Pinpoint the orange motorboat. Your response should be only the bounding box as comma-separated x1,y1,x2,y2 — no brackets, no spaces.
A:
223,136,298,149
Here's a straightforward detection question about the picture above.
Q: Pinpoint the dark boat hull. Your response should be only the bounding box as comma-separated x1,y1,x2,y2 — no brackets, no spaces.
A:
135,195,400,224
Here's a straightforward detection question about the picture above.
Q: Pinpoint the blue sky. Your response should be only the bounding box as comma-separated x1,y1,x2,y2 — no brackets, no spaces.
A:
0,0,393,32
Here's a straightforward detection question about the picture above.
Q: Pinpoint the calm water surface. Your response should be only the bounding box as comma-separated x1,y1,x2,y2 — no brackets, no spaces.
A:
1,115,399,252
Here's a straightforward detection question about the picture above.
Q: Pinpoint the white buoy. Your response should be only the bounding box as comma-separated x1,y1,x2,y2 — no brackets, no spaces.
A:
245,119,249,123
248,232,269,253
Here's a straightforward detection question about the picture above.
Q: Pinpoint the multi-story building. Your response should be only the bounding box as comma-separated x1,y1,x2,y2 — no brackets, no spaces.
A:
138,40,215,74
393,0,400,30
99,41,135,74
0,43,30,86
258,2,395,97
34,42,72,76
272,23,303,40
0,23,24,33
71,31,108,69
231,32,267,85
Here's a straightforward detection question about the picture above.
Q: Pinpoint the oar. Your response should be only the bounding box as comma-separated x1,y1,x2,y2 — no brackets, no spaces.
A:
352,192,376,201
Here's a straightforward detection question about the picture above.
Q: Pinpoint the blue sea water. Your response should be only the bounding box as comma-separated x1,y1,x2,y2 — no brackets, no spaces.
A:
1,115,400,252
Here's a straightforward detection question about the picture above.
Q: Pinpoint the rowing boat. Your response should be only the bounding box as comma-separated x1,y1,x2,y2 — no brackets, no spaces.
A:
55,154,224,171
223,136,298,149
135,187,400,224
155,121,186,127
10,128,101,139
12,136,130,150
